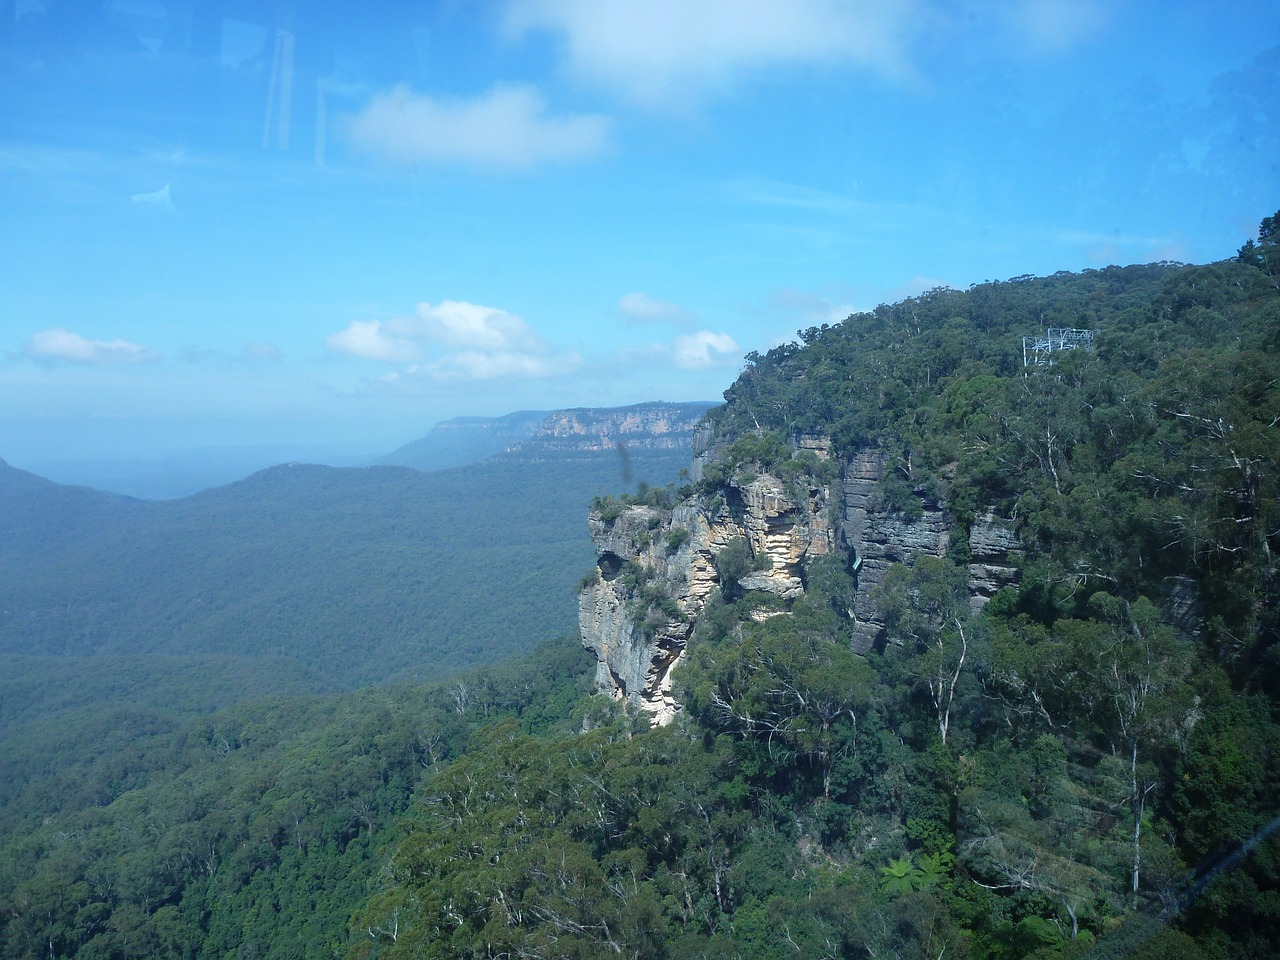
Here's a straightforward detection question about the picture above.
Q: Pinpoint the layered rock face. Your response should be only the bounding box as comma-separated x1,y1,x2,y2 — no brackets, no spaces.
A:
967,509,1022,610
842,451,950,653
525,401,715,453
579,471,837,725
579,442,1025,722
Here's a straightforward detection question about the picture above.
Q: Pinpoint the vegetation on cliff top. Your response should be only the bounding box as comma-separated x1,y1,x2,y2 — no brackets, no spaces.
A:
354,216,1279,959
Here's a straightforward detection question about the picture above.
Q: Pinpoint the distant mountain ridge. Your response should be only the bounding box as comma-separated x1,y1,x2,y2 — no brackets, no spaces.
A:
8,401,718,499
18,443,375,501
514,401,716,455
376,400,715,470
0,401,713,697
372,410,551,471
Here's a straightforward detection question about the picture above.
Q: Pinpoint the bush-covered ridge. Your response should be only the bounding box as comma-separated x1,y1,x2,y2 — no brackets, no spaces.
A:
355,220,1279,959
712,256,1278,639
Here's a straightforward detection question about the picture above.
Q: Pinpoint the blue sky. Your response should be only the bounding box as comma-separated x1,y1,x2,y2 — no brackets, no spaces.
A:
1,0,1277,465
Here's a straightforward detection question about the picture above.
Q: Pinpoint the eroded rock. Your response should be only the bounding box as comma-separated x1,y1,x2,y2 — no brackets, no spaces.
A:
579,470,837,725
580,443,1025,721
842,451,950,652
967,509,1022,610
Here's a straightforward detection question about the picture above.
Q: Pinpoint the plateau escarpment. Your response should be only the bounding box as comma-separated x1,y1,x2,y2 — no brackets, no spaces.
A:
579,437,1022,724
377,401,715,471
516,401,716,455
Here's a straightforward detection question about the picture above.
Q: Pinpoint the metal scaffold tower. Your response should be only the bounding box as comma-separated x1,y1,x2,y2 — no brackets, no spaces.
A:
1023,327,1095,368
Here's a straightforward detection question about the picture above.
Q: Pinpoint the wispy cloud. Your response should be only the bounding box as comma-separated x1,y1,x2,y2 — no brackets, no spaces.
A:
723,178,860,214
327,300,580,382
1007,0,1107,54
1048,228,1172,248
672,330,740,369
888,276,954,300
343,84,612,171
503,0,922,109
327,320,422,364
423,349,581,381
180,342,285,364
130,183,173,211
23,328,162,364
243,342,282,360
601,328,742,373
1046,226,1191,265
769,289,854,326
618,292,696,327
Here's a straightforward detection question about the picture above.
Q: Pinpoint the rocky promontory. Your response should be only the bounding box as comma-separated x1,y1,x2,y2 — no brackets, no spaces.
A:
578,435,1028,724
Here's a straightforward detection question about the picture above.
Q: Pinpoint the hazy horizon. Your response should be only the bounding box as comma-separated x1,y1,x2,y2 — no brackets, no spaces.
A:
1,397,719,499
3,2,1276,467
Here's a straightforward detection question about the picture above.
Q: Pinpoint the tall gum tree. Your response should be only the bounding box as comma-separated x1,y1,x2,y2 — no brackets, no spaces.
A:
877,556,972,746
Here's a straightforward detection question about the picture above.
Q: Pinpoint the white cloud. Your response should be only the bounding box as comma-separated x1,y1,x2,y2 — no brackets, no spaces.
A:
344,83,612,171
605,327,741,371
326,320,421,363
429,349,581,381
618,292,696,327
24,328,162,364
672,330,739,369
327,300,579,383
406,300,547,352
503,0,921,108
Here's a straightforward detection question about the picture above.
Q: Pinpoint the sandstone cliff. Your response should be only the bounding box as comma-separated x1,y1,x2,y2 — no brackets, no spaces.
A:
579,439,1024,724
579,468,838,725
520,401,716,454
376,401,715,472
841,450,951,652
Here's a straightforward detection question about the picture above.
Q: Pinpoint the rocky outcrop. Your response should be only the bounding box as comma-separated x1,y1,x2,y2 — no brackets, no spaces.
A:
731,474,835,597
579,442,1028,720
842,451,950,652
578,505,684,721
967,509,1022,610
579,469,837,725
524,401,715,453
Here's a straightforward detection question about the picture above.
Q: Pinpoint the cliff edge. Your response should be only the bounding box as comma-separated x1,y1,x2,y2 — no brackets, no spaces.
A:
578,435,1023,725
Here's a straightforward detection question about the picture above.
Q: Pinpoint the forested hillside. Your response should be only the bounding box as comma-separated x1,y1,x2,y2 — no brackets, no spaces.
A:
0,640,595,960
353,223,1279,958
371,410,551,471
0,446,685,695
2,219,1277,960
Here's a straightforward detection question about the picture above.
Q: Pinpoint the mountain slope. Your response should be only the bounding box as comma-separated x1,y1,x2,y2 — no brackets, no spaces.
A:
372,410,551,471
5,236,1279,959
359,252,1280,958
0,417,705,694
